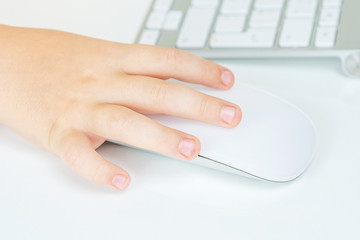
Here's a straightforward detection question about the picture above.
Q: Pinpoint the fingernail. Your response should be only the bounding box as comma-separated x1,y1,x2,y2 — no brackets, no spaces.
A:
221,106,236,124
221,70,233,86
179,139,196,158
112,174,129,190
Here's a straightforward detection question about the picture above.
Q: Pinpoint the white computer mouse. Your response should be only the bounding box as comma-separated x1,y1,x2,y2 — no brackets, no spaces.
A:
147,81,317,182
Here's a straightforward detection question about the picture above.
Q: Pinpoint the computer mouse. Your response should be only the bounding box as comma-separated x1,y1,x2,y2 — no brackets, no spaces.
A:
147,81,317,182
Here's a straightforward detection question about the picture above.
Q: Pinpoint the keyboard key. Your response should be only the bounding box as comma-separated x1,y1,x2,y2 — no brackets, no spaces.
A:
319,8,341,27
153,0,173,12
220,0,252,14
139,30,160,45
254,0,285,9
315,27,337,47
191,0,220,7
249,10,282,28
210,28,277,48
322,0,343,8
146,11,167,29
279,18,314,47
215,15,246,32
176,7,216,48
163,10,183,30
286,0,318,18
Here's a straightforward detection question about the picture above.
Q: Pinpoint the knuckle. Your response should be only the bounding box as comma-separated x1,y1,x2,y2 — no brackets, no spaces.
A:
101,107,130,131
164,48,182,67
201,62,212,77
62,141,82,169
198,95,210,118
201,62,220,84
90,164,109,183
149,82,169,104
77,72,108,95
79,71,99,86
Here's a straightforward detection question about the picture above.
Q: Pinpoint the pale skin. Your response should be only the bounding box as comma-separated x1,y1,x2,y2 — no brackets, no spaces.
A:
0,24,242,190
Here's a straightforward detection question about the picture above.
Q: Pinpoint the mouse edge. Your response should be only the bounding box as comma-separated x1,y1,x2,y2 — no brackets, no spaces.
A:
195,152,317,183
107,140,317,183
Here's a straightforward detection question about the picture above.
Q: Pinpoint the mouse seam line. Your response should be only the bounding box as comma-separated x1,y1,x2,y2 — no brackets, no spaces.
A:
197,155,292,183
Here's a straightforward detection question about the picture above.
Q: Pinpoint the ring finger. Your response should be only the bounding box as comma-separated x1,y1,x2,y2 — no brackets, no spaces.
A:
86,104,201,161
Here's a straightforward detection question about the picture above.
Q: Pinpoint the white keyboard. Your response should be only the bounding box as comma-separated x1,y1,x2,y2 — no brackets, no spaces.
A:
136,0,360,78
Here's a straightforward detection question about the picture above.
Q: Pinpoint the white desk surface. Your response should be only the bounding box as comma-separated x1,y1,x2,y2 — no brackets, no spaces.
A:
1,1,360,239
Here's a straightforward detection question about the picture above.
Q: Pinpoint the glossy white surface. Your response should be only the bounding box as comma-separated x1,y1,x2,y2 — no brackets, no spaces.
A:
0,0,360,240
150,82,316,182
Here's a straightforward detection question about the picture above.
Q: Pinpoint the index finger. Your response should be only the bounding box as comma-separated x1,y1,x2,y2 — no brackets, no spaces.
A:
117,44,234,90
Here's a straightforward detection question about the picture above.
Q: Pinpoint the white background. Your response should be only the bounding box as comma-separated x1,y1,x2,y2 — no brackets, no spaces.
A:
1,0,360,239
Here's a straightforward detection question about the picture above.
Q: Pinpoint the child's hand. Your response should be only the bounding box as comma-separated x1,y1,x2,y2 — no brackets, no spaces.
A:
0,25,241,190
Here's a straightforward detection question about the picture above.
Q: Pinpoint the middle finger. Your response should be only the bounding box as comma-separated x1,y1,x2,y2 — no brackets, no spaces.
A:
100,75,242,128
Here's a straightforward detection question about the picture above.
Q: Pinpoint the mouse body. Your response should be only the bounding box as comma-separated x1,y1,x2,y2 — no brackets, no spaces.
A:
148,81,317,182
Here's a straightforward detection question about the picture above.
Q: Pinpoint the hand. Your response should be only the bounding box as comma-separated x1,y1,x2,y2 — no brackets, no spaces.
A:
0,25,241,190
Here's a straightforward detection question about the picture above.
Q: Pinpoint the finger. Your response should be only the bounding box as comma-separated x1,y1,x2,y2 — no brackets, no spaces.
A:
101,75,242,128
86,104,201,161
56,130,131,190
117,44,234,89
